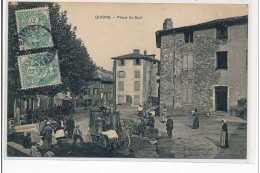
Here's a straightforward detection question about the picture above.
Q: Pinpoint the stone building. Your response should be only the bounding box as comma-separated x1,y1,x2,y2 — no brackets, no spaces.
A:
112,49,160,106
83,67,113,106
156,16,248,115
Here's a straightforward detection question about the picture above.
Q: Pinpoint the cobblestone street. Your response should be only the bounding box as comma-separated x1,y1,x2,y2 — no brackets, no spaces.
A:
117,106,247,159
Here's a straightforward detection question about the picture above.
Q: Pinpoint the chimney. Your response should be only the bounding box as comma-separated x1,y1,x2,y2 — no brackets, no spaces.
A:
163,18,173,30
144,50,147,56
133,49,140,54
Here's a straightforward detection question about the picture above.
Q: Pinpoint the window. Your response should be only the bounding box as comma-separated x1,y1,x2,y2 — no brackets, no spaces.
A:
118,95,124,104
184,31,194,43
134,81,140,91
183,87,193,103
119,81,124,91
216,26,228,40
118,59,125,66
183,54,194,71
134,95,140,105
93,88,98,95
216,51,228,70
119,71,125,78
134,59,141,66
135,70,140,78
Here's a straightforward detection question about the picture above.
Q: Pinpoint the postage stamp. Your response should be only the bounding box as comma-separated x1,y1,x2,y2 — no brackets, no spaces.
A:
18,51,62,89
15,7,54,51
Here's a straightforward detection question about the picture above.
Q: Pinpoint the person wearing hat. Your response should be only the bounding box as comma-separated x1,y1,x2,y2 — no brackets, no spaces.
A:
166,115,174,139
72,124,83,145
42,122,53,149
66,116,75,139
137,105,144,117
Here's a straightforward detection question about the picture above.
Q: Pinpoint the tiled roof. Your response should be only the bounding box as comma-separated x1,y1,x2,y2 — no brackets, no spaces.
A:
111,53,159,62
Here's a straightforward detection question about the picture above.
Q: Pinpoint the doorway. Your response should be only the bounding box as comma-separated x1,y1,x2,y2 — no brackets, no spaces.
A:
215,86,228,112
126,95,132,106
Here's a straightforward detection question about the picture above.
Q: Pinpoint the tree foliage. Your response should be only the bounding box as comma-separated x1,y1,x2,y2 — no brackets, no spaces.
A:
8,2,96,98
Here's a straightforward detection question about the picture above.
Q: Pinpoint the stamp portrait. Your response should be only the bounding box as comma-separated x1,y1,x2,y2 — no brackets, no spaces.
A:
15,7,54,51
18,51,61,89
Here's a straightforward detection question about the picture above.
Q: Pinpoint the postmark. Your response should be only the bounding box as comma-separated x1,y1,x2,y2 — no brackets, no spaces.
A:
18,51,62,89
15,7,54,51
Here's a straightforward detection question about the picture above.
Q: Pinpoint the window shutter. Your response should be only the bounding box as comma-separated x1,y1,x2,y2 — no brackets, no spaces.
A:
183,54,188,70
188,54,194,70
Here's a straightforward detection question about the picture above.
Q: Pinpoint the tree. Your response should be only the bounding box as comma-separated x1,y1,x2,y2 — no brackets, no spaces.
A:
8,2,96,117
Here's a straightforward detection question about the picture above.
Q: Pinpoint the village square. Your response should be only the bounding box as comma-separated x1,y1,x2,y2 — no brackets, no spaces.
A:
7,2,247,159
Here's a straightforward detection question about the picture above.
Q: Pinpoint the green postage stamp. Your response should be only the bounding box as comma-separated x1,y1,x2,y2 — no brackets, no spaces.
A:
18,52,62,89
15,7,53,51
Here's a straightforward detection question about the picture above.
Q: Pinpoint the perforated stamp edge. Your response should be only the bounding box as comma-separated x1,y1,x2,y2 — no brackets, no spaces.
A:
17,51,62,90
15,6,54,51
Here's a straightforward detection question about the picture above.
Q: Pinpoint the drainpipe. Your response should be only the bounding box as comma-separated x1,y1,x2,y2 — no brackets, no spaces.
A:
113,60,117,113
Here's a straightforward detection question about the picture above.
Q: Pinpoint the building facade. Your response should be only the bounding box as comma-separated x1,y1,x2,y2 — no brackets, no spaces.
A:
156,16,248,115
112,49,160,106
82,67,113,106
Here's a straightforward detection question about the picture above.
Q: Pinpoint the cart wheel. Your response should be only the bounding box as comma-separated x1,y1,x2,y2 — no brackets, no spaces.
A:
121,120,133,136
121,131,131,148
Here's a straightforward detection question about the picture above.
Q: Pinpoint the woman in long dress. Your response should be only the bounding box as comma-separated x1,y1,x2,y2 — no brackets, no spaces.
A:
192,109,199,129
220,119,229,148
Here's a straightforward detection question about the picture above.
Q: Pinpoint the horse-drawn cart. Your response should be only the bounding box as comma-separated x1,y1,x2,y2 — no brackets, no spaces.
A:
89,107,131,149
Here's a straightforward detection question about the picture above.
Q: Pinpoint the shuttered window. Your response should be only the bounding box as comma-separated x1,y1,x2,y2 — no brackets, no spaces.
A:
134,81,140,91
119,81,124,91
118,95,124,104
183,54,194,70
183,87,193,103
119,71,125,78
135,70,140,78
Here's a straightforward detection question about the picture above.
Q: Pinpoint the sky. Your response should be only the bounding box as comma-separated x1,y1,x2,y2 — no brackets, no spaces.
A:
59,3,248,71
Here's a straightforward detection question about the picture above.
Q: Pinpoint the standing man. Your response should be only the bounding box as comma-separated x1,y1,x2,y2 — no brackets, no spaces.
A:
166,116,174,139
43,122,53,149
137,105,143,117
66,116,75,139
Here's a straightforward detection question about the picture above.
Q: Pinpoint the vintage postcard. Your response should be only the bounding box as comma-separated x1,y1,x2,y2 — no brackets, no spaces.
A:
6,2,250,160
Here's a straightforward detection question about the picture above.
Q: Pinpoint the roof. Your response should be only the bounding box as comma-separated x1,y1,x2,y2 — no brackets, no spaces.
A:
92,76,113,83
156,15,248,48
111,53,160,62
97,67,113,75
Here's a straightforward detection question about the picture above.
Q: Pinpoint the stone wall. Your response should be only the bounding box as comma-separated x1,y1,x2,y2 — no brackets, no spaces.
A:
160,24,247,116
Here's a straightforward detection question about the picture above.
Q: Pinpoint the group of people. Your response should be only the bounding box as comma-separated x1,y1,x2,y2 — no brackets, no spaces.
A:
137,105,156,138
36,115,93,154
191,109,229,148
138,105,230,148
